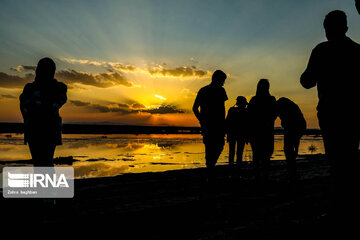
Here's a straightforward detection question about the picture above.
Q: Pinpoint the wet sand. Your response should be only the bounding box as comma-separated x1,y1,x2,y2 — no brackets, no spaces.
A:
1,154,334,237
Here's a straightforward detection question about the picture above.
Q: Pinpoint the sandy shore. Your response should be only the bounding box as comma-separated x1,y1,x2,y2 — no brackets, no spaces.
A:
1,154,335,237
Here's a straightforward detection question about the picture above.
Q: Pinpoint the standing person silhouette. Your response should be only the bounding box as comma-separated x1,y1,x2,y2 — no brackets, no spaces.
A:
277,97,306,183
301,10,360,225
193,70,228,181
20,57,67,167
226,96,248,167
247,79,277,183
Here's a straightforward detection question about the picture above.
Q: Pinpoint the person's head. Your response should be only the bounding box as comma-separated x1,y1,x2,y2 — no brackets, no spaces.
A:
256,78,270,96
277,97,292,111
277,97,297,118
323,10,348,41
211,70,227,87
35,57,56,82
236,96,248,108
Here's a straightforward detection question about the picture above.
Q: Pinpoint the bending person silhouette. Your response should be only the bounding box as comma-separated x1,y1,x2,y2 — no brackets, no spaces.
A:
301,10,360,224
277,97,306,182
20,57,67,167
247,79,277,183
193,70,228,180
226,96,248,167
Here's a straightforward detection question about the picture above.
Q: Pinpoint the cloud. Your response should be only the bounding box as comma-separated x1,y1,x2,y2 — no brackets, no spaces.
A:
0,72,34,89
60,58,104,66
0,69,134,89
59,57,211,79
69,100,90,107
0,94,17,99
107,62,139,72
141,105,185,114
10,65,36,72
148,66,210,78
70,100,136,114
70,100,185,115
131,103,146,109
55,69,133,88
60,57,139,73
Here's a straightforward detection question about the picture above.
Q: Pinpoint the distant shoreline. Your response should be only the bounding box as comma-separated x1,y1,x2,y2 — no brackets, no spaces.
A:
0,122,322,135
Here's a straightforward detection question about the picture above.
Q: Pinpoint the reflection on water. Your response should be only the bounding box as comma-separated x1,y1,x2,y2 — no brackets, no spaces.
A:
0,133,325,179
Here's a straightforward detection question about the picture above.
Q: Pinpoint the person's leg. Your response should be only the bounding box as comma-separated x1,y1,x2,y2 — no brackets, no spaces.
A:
228,140,236,166
236,139,245,164
261,134,274,183
294,134,301,157
28,142,40,163
205,141,217,184
284,134,296,182
37,143,56,167
250,140,261,182
318,113,351,227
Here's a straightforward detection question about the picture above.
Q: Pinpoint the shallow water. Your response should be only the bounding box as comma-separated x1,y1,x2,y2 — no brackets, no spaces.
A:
0,133,324,178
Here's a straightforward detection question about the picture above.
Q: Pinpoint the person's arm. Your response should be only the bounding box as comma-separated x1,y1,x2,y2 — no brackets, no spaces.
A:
272,97,278,121
300,48,320,89
53,82,67,110
225,108,233,134
192,91,201,123
19,83,35,119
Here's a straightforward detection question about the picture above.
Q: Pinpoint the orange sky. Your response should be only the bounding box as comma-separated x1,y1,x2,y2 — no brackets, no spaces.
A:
1,0,359,128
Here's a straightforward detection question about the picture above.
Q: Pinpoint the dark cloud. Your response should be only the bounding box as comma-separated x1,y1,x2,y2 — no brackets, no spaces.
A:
10,65,36,72
23,66,37,71
141,105,185,114
148,66,209,78
131,103,146,109
56,69,133,88
0,69,134,89
110,63,138,72
70,100,136,114
70,100,185,115
0,72,34,89
70,100,90,107
0,94,17,99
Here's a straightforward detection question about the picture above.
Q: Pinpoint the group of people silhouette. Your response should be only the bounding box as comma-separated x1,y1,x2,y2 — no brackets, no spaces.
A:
20,9,359,223
193,74,306,183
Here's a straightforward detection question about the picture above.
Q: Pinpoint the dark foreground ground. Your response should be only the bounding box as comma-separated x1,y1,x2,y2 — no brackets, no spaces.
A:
0,154,347,238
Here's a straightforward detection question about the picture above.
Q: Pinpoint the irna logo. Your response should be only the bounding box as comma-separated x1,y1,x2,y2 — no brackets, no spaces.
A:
3,167,74,198
7,172,69,188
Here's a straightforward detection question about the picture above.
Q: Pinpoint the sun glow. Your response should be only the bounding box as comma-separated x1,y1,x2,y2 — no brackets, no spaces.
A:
155,94,167,100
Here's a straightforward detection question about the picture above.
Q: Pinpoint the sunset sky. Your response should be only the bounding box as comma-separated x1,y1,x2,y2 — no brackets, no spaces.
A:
1,0,359,128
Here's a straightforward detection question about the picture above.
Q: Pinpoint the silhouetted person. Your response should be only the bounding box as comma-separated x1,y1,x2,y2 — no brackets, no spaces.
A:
193,70,228,181
20,57,67,167
247,79,277,183
277,97,306,183
301,10,360,226
356,0,360,14
226,96,248,167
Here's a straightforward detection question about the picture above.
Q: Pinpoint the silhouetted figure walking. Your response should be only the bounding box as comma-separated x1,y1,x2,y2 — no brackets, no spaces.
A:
226,96,248,167
247,79,277,183
277,97,306,183
20,57,67,167
193,70,228,181
301,10,360,227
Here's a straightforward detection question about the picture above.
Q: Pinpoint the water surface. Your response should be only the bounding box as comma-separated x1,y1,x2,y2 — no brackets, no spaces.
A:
0,133,324,178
